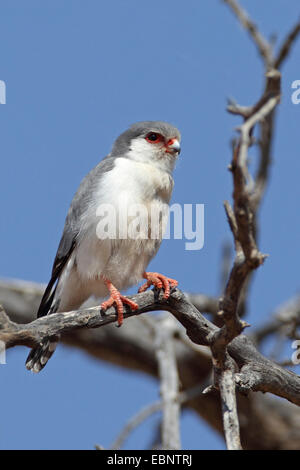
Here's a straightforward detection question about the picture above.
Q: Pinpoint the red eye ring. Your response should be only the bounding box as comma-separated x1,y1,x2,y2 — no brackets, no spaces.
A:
145,132,163,143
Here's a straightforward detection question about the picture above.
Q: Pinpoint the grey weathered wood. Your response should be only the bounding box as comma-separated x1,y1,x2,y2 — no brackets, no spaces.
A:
0,288,299,407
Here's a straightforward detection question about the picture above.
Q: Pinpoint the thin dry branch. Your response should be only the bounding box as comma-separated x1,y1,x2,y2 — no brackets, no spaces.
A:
274,20,300,69
223,1,300,71
110,383,204,450
110,400,162,450
222,0,273,66
253,296,300,344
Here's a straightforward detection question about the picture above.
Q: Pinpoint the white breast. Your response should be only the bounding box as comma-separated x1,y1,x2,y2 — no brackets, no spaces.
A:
75,157,174,290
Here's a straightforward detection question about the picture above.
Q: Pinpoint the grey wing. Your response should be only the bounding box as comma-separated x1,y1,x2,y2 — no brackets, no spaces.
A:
37,154,116,318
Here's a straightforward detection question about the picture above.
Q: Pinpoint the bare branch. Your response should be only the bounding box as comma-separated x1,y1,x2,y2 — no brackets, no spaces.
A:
110,383,205,450
211,53,282,448
215,92,280,355
1,288,300,407
1,279,300,447
111,400,162,450
274,20,300,69
222,0,273,67
184,293,219,316
154,315,181,450
218,360,242,450
253,296,300,344
227,99,254,119
219,241,233,294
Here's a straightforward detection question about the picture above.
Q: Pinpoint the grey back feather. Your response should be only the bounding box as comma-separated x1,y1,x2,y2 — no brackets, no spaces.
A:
55,154,116,261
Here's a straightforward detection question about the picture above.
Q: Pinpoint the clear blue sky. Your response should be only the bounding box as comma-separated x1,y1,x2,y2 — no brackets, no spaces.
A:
0,0,300,450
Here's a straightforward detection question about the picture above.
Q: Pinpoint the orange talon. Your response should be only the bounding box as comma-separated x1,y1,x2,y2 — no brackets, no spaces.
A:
138,272,178,299
101,280,138,326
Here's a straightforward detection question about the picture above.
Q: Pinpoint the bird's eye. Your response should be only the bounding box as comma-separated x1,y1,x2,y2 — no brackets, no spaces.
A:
145,132,162,143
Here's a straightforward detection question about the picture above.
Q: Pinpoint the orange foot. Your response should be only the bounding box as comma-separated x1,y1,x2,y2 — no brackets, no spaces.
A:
101,280,138,327
138,271,178,299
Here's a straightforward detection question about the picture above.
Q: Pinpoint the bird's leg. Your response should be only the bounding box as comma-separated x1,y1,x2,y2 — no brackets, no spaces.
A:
138,272,178,299
101,280,138,327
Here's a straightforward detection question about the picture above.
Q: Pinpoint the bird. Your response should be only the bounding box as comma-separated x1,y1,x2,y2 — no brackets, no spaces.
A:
26,121,181,373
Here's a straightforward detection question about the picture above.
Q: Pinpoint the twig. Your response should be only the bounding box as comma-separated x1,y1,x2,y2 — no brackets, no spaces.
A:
219,242,232,295
227,99,254,119
253,295,300,344
222,3,300,71
274,20,300,69
110,383,205,450
111,400,162,450
222,0,273,67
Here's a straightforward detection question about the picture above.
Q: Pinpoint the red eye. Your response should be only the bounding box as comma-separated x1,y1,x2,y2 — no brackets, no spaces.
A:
145,132,162,143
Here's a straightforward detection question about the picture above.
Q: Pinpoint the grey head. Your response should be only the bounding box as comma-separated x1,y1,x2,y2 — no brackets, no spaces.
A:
111,121,181,158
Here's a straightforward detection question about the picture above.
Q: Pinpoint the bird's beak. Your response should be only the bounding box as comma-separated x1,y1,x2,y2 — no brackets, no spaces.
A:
166,138,181,155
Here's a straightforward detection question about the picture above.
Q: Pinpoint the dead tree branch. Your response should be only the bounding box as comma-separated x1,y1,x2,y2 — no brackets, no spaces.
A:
1,279,300,449
253,296,300,345
218,362,242,450
154,315,181,450
1,288,300,407
274,20,300,69
222,0,273,67
223,0,300,70
212,2,300,445
209,89,281,449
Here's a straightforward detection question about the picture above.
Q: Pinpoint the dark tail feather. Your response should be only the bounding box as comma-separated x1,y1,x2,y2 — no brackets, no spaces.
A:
25,336,59,373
